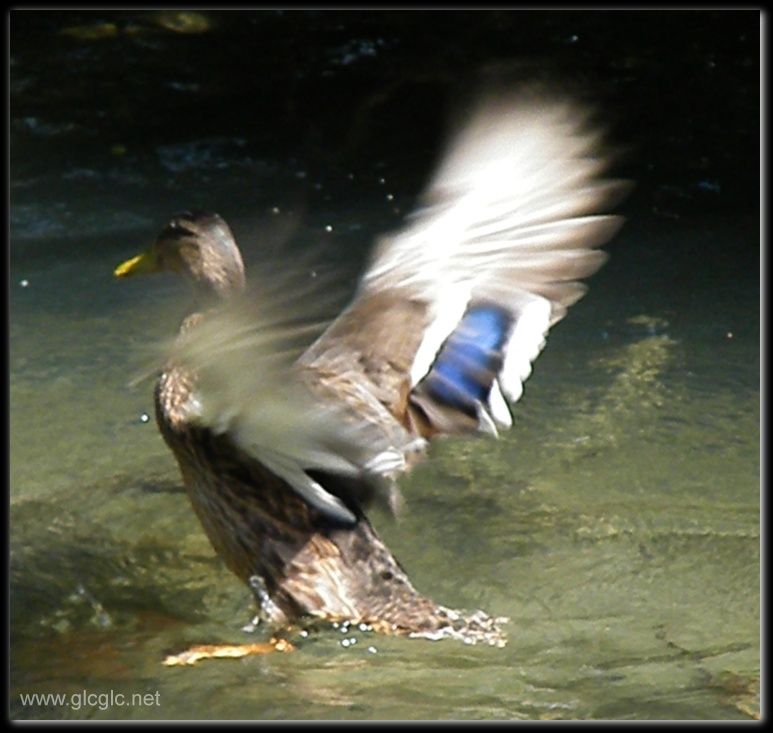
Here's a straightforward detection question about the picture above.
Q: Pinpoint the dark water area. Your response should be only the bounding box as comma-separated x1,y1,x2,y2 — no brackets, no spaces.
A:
10,9,760,720
11,10,760,237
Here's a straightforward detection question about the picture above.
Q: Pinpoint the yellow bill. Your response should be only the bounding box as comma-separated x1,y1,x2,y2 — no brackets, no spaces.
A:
114,249,160,278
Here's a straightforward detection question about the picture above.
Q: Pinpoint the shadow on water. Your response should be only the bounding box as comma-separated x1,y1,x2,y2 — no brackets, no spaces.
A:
10,9,759,721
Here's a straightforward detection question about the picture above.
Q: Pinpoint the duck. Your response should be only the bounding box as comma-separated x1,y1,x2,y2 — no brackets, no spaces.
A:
114,92,625,649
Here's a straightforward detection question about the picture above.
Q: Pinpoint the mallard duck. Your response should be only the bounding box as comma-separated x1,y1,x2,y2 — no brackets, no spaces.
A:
115,93,624,647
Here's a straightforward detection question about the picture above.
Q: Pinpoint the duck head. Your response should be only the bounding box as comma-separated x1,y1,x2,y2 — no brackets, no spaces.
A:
114,211,245,299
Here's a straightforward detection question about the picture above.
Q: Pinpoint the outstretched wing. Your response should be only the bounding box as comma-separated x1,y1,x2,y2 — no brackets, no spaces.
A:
300,91,626,437
175,91,626,524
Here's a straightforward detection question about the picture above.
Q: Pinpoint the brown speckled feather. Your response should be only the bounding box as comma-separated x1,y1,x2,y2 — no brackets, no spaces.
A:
155,359,501,641
298,291,432,428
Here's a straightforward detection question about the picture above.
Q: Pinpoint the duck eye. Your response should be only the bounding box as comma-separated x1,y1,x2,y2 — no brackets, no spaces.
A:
163,221,196,240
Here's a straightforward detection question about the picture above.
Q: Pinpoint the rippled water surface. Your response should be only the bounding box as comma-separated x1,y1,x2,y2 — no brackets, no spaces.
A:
10,10,760,720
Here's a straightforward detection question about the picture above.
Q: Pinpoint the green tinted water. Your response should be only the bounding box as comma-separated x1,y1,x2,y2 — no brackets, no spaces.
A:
10,219,759,720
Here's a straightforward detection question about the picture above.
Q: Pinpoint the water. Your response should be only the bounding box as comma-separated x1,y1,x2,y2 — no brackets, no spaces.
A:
10,10,759,721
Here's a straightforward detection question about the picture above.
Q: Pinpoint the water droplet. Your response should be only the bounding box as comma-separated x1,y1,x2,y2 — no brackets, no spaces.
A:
140,413,150,423
386,193,394,201
241,616,260,633
367,646,377,654
324,224,333,232
271,206,280,214
19,279,29,288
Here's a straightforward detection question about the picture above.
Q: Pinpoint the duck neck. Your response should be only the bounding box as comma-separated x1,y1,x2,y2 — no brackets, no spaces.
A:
191,265,246,308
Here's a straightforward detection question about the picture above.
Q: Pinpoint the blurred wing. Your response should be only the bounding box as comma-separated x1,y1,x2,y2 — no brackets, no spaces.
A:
301,91,627,437
172,91,626,523
170,267,419,525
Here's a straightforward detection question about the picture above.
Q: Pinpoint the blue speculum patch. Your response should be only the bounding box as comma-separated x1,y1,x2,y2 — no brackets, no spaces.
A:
423,303,512,414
